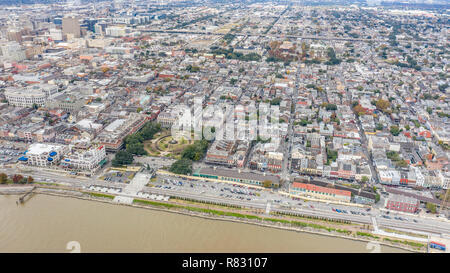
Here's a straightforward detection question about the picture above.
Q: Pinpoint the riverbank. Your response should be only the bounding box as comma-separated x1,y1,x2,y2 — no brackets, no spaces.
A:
3,184,420,253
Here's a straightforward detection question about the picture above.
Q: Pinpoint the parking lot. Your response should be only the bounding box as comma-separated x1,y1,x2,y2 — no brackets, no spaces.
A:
0,145,24,163
102,170,136,183
152,175,270,204
151,174,366,212
141,173,435,227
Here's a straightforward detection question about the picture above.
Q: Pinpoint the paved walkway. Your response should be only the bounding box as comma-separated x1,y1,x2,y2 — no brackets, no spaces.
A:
371,216,379,232
265,202,271,214
123,173,151,196
373,229,429,243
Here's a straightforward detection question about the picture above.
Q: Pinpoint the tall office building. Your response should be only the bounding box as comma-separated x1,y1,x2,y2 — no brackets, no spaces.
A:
62,16,81,39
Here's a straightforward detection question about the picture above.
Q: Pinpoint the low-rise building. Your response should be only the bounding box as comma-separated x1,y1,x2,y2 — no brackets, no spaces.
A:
20,143,68,167
193,167,280,188
61,143,106,172
95,113,147,151
290,182,352,202
386,194,419,213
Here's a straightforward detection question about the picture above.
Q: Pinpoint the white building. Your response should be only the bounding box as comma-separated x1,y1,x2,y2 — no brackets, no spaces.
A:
61,144,106,172
105,46,132,54
1,41,26,62
5,84,58,107
379,169,401,185
413,166,425,187
22,143,68,167
438,171,450,190
49,28,63,41
105,26,128,37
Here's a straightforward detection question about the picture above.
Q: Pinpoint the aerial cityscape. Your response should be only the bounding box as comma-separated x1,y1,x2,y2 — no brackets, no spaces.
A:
0,0,449,255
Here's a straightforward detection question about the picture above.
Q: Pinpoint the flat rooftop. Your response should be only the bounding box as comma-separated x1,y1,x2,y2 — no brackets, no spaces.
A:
195,167,280,184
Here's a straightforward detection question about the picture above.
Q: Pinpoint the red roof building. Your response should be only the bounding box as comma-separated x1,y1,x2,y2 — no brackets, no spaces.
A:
290,182,352,202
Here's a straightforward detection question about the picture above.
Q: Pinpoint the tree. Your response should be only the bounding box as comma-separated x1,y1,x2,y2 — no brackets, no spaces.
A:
325,103,337,111
263,180,273,188
390,126,400,136
12,174,24,184
353,104,366,116
27,176,34,184
376,123,383,131
186,65,200,72
139,122,162,141
0,173,8,184
438,83,448,92
125,134,144,145
376,99,390,113
126,142,146,156
426,202,437,214
181,140,208,161
361,176,369,183
325,47,341,65
136,107,143,113
375,193,380,203
270,97,282,106
326,149,338,165
169,158,193,175
112,151,134,167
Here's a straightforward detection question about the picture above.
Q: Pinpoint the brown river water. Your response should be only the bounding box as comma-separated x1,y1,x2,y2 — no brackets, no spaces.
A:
0,194,408,253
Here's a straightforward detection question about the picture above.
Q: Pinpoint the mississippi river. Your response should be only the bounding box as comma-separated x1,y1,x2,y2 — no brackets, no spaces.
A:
0,194,407,252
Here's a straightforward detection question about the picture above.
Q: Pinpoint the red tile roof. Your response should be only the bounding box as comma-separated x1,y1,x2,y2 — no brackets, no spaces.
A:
292,182,351,197
419,131,432,138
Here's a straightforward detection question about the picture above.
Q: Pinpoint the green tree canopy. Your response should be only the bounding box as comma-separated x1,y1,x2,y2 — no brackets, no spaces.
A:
169,158,193,175
112,150,134,167
0,173,8,184
390,125,400,136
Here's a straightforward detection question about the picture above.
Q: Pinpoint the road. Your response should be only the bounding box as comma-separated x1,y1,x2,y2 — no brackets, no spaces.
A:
280,67,300,186
149,175,450,235
342,85,378,187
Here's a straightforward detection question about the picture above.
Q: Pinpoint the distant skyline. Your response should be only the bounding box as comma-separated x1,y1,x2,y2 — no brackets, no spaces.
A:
0,0,449,6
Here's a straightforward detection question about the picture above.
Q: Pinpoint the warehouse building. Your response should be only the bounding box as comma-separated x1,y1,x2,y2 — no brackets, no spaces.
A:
290,182,352,202
193,167,280,188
